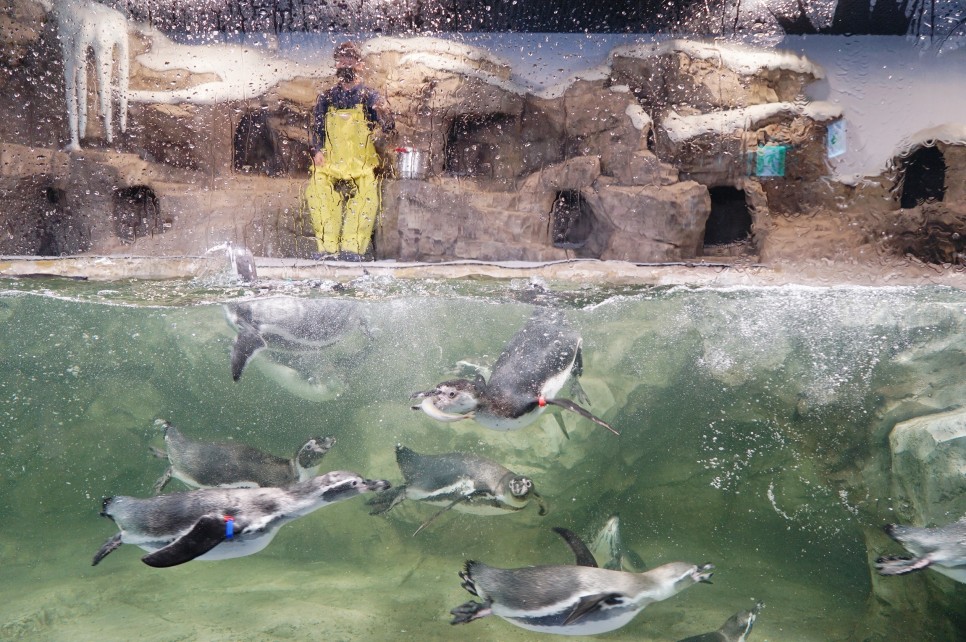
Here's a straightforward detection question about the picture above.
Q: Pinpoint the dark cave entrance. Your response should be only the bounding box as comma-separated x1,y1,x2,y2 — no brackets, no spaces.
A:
550,190,594,250
704,186,753,250
900,146,946,209
234,110,282,176
444,113,516,179
113,186,163,242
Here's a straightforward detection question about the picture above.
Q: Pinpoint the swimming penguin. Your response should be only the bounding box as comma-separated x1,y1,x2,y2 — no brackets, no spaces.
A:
450,526,714,635
224,296,371,382
92,471,389,568
589,514,646,572
412,310,617,435
151,420,335,493
367,445,547,535
678,602,764,642
875,518,966,583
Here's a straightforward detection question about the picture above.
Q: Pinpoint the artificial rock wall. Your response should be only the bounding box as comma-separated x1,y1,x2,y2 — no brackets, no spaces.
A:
0,4,856,263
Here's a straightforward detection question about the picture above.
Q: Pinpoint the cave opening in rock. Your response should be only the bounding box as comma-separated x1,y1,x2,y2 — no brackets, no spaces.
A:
900,145,946,209
234,110,282,176
704,186,752,249
550,190,594,250
37,187,67,256
113,186,163,242
444,113,516,178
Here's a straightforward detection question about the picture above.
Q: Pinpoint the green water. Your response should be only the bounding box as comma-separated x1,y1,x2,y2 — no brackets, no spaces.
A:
1,276,964,640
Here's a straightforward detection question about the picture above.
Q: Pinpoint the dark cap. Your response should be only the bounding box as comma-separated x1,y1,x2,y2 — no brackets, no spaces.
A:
334,42,362,62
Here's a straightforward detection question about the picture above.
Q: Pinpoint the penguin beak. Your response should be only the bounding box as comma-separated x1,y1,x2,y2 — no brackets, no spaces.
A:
410,389,433,401
365,479,392,492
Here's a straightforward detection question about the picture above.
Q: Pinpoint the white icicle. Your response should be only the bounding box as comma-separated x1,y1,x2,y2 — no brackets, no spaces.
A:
53,0,129,150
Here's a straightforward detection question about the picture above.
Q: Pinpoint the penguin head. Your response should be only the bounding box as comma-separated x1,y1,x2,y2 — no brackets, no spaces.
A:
646,561,714,599
720,602,763,639
507,475,534,499
303,471,391,504
411,379,483,415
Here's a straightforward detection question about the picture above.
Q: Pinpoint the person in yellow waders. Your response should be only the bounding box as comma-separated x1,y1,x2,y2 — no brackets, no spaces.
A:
305,42,395,261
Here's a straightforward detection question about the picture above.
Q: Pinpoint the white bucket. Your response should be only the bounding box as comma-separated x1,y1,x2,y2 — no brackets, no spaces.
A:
395,147,427,179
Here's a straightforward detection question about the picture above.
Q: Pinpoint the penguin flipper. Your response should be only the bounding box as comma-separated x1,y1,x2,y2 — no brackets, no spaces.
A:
412,494,477,536
552,527,598,567
140,516,226,568
231,329,267,381
367,485,407,515
563,592,626,626
152,467,173,494
544,398,619,435
92,532,123,566
450,599,492,624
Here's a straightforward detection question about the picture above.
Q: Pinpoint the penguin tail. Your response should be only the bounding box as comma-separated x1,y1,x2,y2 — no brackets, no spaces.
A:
459,561,481,596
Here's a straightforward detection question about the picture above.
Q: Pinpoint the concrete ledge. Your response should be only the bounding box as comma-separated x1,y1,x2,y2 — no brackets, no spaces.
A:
1,255,965,288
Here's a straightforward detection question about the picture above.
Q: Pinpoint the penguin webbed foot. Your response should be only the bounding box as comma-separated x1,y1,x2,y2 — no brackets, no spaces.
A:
450,599,492,624
366,485,406,515
875,555,929,576
569,377,591,405
92,532,123,566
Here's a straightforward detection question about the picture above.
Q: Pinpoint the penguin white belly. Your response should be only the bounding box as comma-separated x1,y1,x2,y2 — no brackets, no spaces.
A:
448,503,516,516
933,565,966,583
171,469,259,490
538,360,574,401
406,479,475,503
496,604,643,636
474,411,546,432
406,480,514,515
124,528,278,561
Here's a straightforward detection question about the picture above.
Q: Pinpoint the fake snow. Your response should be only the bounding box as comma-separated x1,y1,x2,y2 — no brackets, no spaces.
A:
128,26,323,105
662,101,843,143
612,38,825,78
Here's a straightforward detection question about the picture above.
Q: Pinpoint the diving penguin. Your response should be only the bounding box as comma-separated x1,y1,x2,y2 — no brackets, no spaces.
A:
224,296,371,382
366,444,547,535
92,471,389,568
151,420,335,493
411,309,617,435
875,518,966,583
450,526,714,635
678,602,763,642
589,514,646,572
